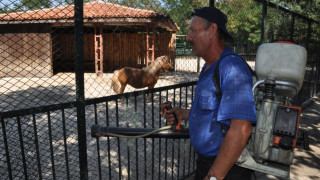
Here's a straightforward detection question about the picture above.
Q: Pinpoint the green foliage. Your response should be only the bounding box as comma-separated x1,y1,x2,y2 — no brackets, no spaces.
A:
215,0,262,43
0,5,10,13
163,0,197,35
267,0,320,44
161,0,209,34
269,0,320,21
110,0,209,35
108,0,162,11
1,0,318,45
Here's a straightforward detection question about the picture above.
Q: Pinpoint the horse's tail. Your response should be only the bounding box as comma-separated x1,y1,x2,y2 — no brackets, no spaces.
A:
111,70,121,94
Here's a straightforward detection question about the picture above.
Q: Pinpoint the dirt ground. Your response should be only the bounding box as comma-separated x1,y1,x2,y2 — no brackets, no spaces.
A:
0,57,255,112
0,57,201,112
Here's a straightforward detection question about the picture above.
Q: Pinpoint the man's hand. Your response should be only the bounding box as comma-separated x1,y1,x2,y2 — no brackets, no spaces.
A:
160,104,190,125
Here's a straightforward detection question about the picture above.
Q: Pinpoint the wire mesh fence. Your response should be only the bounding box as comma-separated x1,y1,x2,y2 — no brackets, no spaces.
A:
0,0,319,179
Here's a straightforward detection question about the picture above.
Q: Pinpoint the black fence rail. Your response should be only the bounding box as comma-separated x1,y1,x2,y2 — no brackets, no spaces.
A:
295,59,320,105
0,102,80,179
0,81,197,180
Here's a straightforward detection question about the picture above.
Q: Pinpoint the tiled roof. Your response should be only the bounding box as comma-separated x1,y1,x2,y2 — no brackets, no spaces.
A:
0,1,179,31
0,1,169,20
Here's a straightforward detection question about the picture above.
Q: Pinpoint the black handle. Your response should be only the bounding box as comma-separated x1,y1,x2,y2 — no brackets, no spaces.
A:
163,101,178,127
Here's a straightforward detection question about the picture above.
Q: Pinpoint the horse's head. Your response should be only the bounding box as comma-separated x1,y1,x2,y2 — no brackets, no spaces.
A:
158,56,174,72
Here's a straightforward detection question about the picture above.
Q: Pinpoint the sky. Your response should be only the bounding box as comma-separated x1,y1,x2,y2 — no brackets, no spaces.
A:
1,0,12,5
0,0,68,10
1,0,16,9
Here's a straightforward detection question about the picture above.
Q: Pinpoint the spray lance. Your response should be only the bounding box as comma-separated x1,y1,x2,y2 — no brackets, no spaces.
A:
91,101,189,139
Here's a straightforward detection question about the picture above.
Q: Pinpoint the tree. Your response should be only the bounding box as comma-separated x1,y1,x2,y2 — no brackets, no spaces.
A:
159,0,263,43
215,0,262,43
268,0,320,45
270,0,320,21
108,0,162,11
162,0,209,35
2,0,318,45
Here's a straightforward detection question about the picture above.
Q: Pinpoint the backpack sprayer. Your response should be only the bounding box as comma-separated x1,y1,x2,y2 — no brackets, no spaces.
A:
236,42,308,179
91,42,308,179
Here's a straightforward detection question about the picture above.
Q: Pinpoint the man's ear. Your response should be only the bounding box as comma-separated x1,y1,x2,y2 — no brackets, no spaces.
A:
209,23,218,39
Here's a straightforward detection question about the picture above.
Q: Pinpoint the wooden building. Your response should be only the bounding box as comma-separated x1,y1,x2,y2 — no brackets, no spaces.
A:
0,1,179,78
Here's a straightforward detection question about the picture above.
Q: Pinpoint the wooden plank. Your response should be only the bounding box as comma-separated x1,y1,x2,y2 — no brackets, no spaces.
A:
94,26,103,77
103,33,111,71
0,33,52,78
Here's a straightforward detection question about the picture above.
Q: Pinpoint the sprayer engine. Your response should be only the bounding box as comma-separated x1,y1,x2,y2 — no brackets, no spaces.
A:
236,42,307,179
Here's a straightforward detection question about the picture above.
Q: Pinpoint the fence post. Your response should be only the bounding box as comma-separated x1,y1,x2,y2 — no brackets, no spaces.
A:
306,21,311,51
261,0,267,43
314,56,320,96
74,0,88,179
290,13,295,42
209,0,215,7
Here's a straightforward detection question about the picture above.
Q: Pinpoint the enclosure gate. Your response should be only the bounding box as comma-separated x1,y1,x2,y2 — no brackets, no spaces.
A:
0,82,198,180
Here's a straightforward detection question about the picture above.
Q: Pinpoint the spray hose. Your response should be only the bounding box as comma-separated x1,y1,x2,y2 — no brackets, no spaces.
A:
103,126,172,138
91,124,189,139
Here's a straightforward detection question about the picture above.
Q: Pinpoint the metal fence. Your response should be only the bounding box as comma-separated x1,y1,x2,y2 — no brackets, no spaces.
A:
0,0,319,180
255,0,320,104
1,82,197,179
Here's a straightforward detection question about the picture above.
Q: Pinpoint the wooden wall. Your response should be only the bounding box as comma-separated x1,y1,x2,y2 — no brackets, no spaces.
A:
0,28,176,78
52,31,176,73
0,33,52,78
52,32,76,73
155,33,176,66
103,33,146,71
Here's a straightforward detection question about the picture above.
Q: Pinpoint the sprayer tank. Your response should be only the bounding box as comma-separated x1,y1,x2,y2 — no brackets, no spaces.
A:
255,43,307,96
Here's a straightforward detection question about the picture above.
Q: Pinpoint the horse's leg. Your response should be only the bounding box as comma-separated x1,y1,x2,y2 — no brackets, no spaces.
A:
119,83,127,103
120,83,127,94
146,85,155,101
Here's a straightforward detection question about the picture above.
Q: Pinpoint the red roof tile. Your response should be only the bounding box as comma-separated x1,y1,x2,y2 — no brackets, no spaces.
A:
0,1,170,21
0,1,179,31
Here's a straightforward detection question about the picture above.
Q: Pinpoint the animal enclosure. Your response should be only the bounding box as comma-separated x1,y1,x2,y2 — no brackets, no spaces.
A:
0,0,319,180
0,1,178,78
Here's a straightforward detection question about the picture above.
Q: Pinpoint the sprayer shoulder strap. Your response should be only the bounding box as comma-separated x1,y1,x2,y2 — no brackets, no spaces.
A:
213,53,256,137
213,54,256,103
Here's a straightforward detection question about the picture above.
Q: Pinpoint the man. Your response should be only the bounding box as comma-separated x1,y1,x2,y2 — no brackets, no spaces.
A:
162,7,256,180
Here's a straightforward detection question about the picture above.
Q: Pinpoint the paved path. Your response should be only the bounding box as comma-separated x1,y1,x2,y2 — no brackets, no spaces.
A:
185,93,320,180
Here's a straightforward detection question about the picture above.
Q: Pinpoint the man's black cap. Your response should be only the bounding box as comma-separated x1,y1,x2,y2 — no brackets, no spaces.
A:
191,7,234,43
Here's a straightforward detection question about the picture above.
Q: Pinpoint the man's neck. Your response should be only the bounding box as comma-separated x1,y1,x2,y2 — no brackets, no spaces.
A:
203,44,226,71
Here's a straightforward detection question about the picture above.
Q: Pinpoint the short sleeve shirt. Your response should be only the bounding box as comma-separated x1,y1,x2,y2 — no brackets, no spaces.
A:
188,47,256,157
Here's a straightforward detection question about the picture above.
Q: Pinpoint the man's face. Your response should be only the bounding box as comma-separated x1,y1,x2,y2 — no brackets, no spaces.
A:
186,16,211,57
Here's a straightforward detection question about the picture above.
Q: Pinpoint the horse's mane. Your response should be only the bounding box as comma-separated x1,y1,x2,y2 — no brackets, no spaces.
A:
143,56,167,74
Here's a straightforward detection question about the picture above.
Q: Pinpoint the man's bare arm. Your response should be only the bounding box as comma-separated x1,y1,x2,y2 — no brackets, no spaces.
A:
206,119,252,180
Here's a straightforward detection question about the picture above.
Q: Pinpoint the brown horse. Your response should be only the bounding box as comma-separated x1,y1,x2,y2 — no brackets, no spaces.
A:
111,56,173,97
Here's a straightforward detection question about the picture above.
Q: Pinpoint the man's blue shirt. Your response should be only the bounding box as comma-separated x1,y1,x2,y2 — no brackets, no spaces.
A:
189,47,256,157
